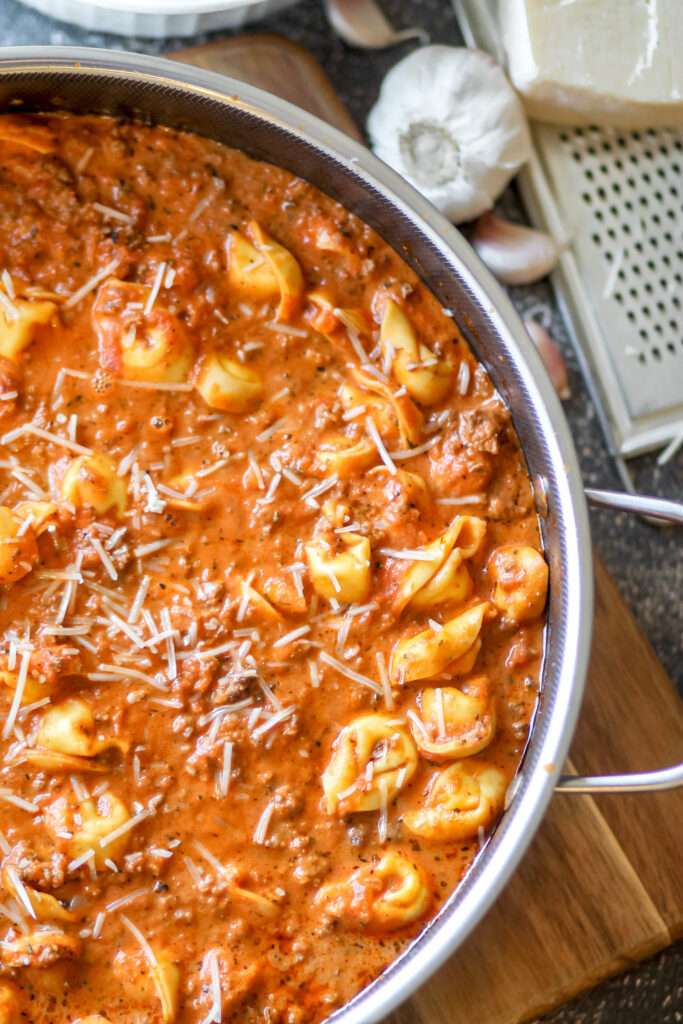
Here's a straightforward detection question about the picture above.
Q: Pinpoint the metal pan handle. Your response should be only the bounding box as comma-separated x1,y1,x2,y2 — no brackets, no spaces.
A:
584,488,683,527
556,486,683,794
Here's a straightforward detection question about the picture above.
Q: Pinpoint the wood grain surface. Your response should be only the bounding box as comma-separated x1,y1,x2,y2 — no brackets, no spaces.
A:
170,34,683,1024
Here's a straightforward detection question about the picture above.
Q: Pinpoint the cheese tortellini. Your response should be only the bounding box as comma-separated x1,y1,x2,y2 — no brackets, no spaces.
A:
403,760,508,841
17,698,129,772
409,677,496,761
0,928,81,969
45,792,132,869
233,576,283,624
195,353,263,413
115,946,179,1024
314,435,377,478
322,713,418,814
390,602,489,685
227,222,304,321
93,279,194,383
14,500,58,536
0,505,38,584
0,297,56,361
0,668,56,705
488,544,549,623
392,516,486,615
306,533,371,604
350,365,423,448
2,864,75,923
61,452,127,515
380,300,453,406
315,851,431,931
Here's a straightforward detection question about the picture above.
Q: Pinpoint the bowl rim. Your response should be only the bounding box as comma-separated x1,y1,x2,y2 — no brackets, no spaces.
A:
19,0,293,13
0,46,594,1024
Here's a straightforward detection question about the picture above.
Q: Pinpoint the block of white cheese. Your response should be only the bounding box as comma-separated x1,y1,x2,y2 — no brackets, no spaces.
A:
500,0,683,127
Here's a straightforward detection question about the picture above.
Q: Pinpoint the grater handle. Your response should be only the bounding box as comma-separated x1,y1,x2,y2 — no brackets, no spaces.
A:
555,486,683,793
584,488,683,527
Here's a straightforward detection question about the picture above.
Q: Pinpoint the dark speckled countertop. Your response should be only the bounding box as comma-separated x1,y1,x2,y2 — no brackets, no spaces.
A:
0,0,681,1019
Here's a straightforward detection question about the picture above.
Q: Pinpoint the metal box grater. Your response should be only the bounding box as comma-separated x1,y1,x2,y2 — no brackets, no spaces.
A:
454,0,683,462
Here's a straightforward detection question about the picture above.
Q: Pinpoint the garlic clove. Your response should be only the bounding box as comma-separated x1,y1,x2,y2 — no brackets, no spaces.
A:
367,46,531,224
324,0,427,50
470,213,559,285
524,318,570,398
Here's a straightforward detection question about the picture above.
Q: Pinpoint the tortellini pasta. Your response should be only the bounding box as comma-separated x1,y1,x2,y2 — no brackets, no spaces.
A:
227,230,280,302
380,300,453,406
350,365,423,448
305,290,374,361
340,382,394,436
195,353,263,413
392,516,486,615
220,867,282,918
0,669,54,705
403,760,508,841
315,851,431,931
45,792,132,870
233,577,283,624
488,544,549,623
263,575,308,616
0,928,81,968
14,500,58,536
322,713,418,814
248,222,305,321
314,435,377,478
161,471,208,513
227,223,304,321
93,279,194,383
409,677,496,761
0,297,56,361
0,505,38,584
17,698,129,772
306,533,371,604
116,947,179,1024
2,864,75,923
61,452,127,515
152,951,180,1024
390,602,489,684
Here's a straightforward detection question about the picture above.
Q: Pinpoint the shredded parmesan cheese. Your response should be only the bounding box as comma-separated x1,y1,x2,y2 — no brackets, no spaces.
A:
365,417,396,475
319,652,383,695
64,258,120,309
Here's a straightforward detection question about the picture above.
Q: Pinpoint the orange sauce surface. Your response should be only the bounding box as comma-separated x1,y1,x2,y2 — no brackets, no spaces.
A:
0,114,546,1024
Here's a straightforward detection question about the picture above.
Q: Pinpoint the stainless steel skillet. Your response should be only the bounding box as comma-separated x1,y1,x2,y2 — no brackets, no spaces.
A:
0,47,679,1024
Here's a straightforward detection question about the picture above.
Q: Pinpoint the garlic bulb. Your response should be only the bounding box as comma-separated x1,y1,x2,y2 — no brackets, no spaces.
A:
367,46,531,224
524,319,570,398
470,213,559,285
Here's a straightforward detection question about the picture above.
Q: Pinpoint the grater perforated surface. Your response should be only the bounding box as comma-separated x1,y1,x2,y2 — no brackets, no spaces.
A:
537,123,683,428
455,0,683,458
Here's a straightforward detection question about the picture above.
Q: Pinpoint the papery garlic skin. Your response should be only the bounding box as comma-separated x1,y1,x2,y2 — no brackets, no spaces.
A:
470,213,559,285
367,47,531,224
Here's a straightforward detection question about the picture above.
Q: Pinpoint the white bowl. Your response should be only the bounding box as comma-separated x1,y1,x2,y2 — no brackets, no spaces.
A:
17,0,301,38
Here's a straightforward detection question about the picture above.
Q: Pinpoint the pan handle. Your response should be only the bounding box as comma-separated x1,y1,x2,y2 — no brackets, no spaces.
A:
585,488,683,526
556,764,683,794
555,487,683,794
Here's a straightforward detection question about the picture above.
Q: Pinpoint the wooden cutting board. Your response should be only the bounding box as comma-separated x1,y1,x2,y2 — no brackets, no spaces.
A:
170,35,683,1024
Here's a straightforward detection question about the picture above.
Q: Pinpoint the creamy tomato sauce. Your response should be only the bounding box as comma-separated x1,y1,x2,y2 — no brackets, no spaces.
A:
0,114,547,1024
